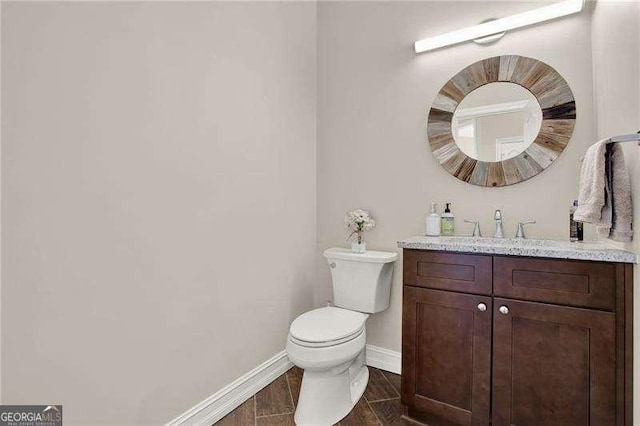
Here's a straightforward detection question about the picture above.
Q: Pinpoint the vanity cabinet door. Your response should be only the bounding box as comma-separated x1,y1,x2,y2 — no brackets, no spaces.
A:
492,298,616,426
402,286,491,426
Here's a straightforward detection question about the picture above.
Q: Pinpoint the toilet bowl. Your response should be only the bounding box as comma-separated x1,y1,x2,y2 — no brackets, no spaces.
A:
286,306,369,425
286,248,398,425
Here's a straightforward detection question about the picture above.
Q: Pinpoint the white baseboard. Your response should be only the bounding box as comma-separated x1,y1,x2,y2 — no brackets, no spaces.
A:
167,345,401,425
365,344,402,375
167,350,293,426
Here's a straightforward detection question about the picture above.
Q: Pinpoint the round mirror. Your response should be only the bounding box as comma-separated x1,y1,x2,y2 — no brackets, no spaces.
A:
427,55,576,187
452,83,542,162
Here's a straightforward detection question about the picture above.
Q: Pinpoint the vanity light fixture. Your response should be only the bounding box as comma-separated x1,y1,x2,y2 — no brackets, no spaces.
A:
414,0,584,54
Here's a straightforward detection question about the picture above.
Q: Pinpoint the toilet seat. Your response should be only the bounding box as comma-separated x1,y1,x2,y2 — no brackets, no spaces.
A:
289,307,368,348
289,328,365,348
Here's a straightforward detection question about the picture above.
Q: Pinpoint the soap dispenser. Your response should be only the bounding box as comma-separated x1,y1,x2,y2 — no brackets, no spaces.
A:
570,199,584,242
441,203,455,235
426,202,441,236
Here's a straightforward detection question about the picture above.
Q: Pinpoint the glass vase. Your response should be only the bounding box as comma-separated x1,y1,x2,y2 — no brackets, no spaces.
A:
351,231,366,253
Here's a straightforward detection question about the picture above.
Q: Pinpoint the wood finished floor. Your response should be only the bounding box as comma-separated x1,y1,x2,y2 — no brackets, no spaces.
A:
215,366,406,425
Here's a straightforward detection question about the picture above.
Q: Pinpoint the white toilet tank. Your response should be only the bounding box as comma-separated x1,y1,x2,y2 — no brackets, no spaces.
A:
323,247,398,314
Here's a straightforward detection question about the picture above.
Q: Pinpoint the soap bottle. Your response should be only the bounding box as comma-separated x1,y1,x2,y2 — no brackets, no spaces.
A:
426,202,441,236
441,203,455,235
569,200,584,242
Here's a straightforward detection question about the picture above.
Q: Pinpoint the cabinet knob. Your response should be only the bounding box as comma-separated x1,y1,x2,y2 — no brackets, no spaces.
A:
499,305,509,315
477,303,487,312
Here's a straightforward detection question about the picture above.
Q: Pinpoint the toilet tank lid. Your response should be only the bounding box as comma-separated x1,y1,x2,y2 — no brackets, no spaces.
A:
323,247,398,263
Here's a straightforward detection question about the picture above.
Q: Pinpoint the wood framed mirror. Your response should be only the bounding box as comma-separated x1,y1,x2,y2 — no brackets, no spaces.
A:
427,55,575,187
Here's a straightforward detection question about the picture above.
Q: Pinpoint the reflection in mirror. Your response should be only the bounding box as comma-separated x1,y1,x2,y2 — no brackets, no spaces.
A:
452,83,542,162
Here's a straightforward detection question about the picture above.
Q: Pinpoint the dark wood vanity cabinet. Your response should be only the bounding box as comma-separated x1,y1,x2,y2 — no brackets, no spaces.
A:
401,249,634,426
491,298,616,426
402,286,492,425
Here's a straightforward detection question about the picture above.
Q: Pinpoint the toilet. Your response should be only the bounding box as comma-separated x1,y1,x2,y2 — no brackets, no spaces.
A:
286,247,398,425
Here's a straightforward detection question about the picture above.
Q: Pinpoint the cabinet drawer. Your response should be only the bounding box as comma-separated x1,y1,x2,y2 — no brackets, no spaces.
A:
403,250,492,295
494,256,617,310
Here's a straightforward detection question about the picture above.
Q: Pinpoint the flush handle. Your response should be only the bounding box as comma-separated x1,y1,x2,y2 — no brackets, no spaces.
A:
477,303,487,312
499,305,510,315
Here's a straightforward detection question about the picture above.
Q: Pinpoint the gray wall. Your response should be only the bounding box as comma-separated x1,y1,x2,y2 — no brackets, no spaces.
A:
1,2,317,424
316,1,596,352
3,1,640,424
590,0,640,418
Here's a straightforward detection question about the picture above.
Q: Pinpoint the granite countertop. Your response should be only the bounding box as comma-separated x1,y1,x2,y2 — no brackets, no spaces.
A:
398,236,638,263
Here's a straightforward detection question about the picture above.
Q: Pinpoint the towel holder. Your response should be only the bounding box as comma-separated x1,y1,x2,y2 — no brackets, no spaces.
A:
578,131,640,164
609,131,640,145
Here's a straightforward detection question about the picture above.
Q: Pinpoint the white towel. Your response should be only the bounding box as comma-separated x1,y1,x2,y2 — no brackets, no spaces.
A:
574,139,633,242
574,140,608,223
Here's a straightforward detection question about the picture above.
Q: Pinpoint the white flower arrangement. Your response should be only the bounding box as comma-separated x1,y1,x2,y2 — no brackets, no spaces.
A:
345,209,375,253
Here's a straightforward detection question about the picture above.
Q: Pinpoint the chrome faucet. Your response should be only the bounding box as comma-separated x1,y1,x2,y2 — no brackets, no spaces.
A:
493,209,504,238
515,221,536,239
464,220,482,237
